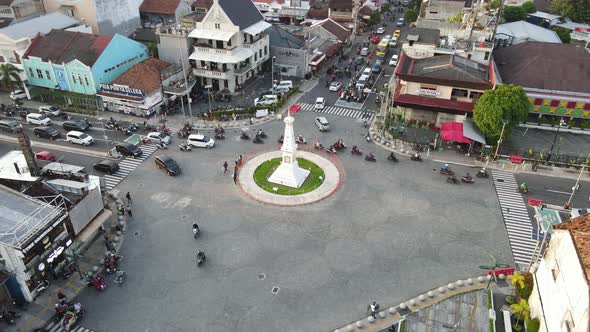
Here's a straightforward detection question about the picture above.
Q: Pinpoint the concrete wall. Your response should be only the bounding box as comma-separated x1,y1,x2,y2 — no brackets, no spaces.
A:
271,46,308,78
43,0,100,34
529,230,589,332
0,244,30,301
94,0,142,36
158,33,191,71
68,186,104,234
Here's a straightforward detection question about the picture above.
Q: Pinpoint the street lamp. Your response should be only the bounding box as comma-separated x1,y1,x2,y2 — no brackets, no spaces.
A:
493,119,508,160
271,56,276,95
547,118,566,162
205,85,212,118
565,164,585,209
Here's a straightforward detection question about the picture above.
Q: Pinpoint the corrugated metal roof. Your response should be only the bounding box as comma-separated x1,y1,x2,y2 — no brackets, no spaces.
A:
0,13,81,41
462,119,486,144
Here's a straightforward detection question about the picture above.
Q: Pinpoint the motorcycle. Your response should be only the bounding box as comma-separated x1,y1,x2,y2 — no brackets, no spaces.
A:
461,174,474,184
214,132,225,140
447,176,460,184
61,112,70,120
196,251,206,266
363,120,368,128
333,141,346,151
278,135,284,144
366,134,372,143
476,169,489,178
33,279,50,300
115,271,127,287
256,130,267,139
314,143,324,150
365,153,376,162
440,168,454,176
519,187,529,194
128,123,138,132
179,143,192,152
325,146,337,154
296,136,307,144
351,147,362,156
387,152,398,162
104,255,118,274
178,130,190,138
88,275,107,291
192,224,200,239
411,154,422,162
240,132,250,140
62,262,77,280
253,135,264,144
214,126,225,134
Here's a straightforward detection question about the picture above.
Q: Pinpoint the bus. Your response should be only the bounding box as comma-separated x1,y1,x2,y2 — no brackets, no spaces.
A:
376,39,389,59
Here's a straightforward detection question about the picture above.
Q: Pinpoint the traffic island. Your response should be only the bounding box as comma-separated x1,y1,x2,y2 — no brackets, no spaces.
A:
253,157,325,195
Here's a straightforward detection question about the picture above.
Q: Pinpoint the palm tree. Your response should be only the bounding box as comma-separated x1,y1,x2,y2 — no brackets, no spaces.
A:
510,299,530,331
0,64,22,92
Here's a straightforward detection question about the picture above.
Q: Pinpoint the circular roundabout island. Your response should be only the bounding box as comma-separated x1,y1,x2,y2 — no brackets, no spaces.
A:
253,157,325,195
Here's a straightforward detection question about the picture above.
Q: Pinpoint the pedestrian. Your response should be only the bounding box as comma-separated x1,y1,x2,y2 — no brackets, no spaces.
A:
126,192,132,204
57,289,67,304
239,154,243,165
233,171,238,184
126,204,133,218
223,161,228,174
370,301,379,319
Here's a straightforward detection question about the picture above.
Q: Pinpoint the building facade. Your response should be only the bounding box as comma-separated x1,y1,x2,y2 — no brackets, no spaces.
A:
187,0,271,92
393,52,494,126
43,0,143,36
0,0,43,26
139,0,191,27
529,214,590,332
268,25,308,77
22,30,149,95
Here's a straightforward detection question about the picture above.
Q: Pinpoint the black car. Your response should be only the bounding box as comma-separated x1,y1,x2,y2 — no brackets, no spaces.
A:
63,120,90,132
33,126,60,140
155,154,181,176
115,143,143,158
93,159,120,174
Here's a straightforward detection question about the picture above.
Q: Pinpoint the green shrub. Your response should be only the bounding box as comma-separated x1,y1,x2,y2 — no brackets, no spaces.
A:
399,319,406,332
506,296,516,304
490,319,495,332
516,273,534,300
526,318,540,332
488,289,492,309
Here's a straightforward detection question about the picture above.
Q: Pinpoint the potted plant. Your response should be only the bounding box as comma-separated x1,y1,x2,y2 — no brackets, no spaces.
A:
510,299,530,331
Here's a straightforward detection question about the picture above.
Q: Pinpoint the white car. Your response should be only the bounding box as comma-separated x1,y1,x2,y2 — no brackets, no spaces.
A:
376,27,385,34
187,134,215,148
26,113,52,126
147,132,171,145
329,82,342,92
10,89,27,100
360,47,370,56
38,105,62,117
254,95,279,106
315,97,325,110
389,54,399,66
389,37,398,47
66,131,94,146
315,117,330,132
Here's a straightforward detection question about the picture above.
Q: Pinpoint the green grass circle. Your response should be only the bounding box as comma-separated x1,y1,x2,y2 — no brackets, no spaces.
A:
253,158,325,195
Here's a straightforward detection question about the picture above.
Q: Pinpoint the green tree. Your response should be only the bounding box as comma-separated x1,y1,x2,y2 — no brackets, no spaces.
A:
490,0,502,9
553,26,571,42
503,5,527,22
405,8,419,23
381,3,391,12
368,12,381,26
509,272,525,289
0,64,22,92
448,12,464,22
510,299,530,330
473,84,530,141
521,1,536,13
550,0,575,19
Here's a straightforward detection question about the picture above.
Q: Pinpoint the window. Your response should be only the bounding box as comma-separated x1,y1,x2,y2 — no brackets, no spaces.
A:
259,49,262,58
224,80,228,88
214,23,220,29
72,74,77,84
227,38,231,47
84,75,89,86
243,34,247,43
45,70,51,80
484,52,490,60
216,40,223,49
77,74,82,85
254,53,257,62
470,91,483,100
451,88,468,98
36,69,43,78
264,46,268,55
28,68,35,78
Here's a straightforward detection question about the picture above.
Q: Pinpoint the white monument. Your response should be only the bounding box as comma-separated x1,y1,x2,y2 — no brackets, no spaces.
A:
268,111,310,188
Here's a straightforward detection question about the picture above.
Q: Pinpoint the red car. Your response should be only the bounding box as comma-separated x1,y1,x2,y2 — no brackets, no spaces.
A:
370,35,381,44
35,150,57,162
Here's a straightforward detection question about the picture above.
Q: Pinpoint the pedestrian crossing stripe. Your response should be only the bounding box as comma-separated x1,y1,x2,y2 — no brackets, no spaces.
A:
491,170,538,270
103,144,159,191
298,103,374,120
45,320,97,332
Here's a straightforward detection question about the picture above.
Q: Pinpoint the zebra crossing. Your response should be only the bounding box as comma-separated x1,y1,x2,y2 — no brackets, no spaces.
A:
45,320,96,332
491,170,539,270
103,144,158,190
299,103,374,120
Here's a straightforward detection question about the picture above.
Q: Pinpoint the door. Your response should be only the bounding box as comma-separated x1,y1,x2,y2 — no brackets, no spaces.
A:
5,275,26,305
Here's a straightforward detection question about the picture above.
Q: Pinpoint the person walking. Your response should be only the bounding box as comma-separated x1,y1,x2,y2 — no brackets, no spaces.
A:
126,204,133,218
126,192,132,204
233,169,238,184
370,301,379,319
223,161,228,174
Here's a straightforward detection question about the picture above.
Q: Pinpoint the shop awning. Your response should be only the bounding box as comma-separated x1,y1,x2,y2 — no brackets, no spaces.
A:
462,119,486,144
242,21,272,35
440,122,471,144
188,29,235,41
189,47,254,63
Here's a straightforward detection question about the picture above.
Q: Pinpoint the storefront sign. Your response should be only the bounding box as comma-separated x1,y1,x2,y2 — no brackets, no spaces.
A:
416,88,440,96
100,84,145,98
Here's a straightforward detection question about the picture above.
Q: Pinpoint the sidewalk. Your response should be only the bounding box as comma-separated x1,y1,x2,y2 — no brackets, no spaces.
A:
8,192,129,332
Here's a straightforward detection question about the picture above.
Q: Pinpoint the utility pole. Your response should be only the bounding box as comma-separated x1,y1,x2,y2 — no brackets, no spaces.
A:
493,120,508,160
547,118,565,162
565,164,585,209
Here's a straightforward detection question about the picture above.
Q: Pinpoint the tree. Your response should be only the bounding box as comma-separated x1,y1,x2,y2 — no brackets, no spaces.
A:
473,84,530,142
553,26,571,42
550,0,575,19
368,12,381,26
381,3,391,12
0,64,22,92
509,272,525,289
405,8,419,23
510,299,530,330
490,0,502,9
521,1,536,13
448,12,464,22
502,5,527,22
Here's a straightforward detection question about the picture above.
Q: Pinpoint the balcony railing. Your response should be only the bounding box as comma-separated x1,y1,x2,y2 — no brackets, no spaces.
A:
163,77,197,94
192,45,237,55
234,63,252,75
157,24,191,37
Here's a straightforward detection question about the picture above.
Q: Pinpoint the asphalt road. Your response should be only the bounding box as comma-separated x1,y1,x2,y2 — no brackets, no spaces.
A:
515,172,590,210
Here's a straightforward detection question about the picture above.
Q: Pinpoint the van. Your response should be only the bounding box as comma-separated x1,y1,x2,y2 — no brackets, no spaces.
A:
255,95,279,106
26,113,52,126
0,120,20,133
356,75,369,90
66,131,94,146
362,68,372,77
275,80,293,89
315,97,325,110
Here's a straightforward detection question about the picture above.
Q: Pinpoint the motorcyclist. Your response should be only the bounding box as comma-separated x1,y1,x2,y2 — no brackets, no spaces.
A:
352,145,359,153
363,120,368,128
441,164,450,172
520,182,528,192
297,134,304,142
196,250,206,262
414,152,420,158
367,152,375,159
257,129,263,136
315,141,322,149
464,172,472,180
479,168,488,176
192,223,199,234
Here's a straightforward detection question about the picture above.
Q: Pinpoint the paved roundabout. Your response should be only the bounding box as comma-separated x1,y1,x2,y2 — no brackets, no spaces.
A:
239,150,342,206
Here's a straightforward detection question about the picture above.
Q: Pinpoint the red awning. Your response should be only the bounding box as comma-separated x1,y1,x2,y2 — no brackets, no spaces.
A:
440,122,471,143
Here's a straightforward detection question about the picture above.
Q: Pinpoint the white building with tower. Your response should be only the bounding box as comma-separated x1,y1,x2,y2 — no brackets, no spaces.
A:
187,0,271,93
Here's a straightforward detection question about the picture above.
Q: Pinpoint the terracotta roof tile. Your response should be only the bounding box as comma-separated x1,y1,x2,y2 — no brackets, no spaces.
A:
555,214,590,285
319,18,352,42
109,58,172,94
192,0,213,9
330,0,353,9
140,0,181,15
307,8,329,19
